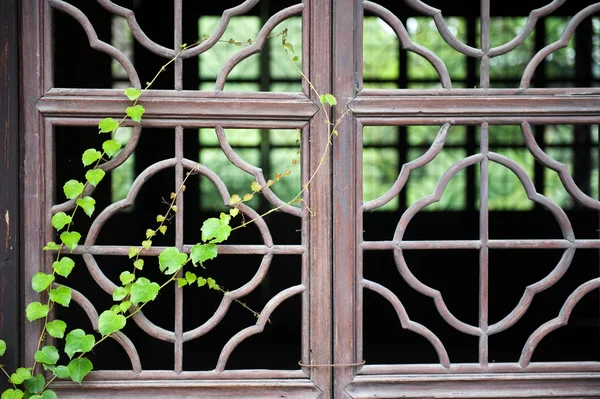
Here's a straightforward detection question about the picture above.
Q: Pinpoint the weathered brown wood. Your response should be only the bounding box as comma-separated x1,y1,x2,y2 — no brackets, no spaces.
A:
346,373,600,398
350,93,600,119
0,0,20,389
305,0,334,397
51,379,321,399
21,0,47,365
36,89,318,121
332,0,362,398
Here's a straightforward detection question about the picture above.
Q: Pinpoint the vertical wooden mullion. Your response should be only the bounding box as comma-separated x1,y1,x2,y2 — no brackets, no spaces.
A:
305,0,333,397
333,0,362,397
21,0,47,367
0,0,21,388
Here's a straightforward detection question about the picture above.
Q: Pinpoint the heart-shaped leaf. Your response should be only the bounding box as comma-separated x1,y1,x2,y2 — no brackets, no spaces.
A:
67,357,93,384
53,257,75,278
10,367,31,384
63,180,84,200
46,320,67,339
98,118,119,133
126,104,145,122
60,231,81,252
190,243,217,267
76,196,96,217
49,286,72,307
102,139,121,158
124,87,141,101
31,272,54,292
1,389,24,399
34,346,59,365
158,247,187,275
64,329,95,359
24,374,45,394
82,149,102,167
51,212,72,231
26,302,49,321
0,339,6,356
129,277,160,305
85,169,105,187
119,271,135,285
98,310,126,336
112,286,129,301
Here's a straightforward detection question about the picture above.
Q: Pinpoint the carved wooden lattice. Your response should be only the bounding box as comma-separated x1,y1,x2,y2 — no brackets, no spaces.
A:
19,0,600,398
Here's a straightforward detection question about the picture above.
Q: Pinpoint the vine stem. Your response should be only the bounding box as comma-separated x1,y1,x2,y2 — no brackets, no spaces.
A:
0,365,16,389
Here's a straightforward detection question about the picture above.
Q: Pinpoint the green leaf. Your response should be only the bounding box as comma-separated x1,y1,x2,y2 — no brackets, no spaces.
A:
46,320,67,339
133,259,144,270
82,149,102,167
158,248,187,275
156,214,165,222
333,129,339,136
24,374,44,394
0,339,5,356
201,217,231,243
64,329,95,359
53,257,75,278
10,368,31,384
31,272,54,292
98,118,119,133
207,277,219,290
102,139,121,158
98,310,126,336
119,301,132,313
41,390,58,399
49,286,72,307
63,180,84,200
119,271,135,285
60,231,81,252
76,196,96,217
43,241,61,251
124,87,141,101
1,389,24,399
145,229,155,239
292,55,299,62
128,246,139,259
319,93,337,106
197,276,207,287
85,169,105,187
26,302,49,321
185,271,197,285
190,243,217,267
229,208,239,217
177,278,187,288
112,286,129,301
283,42,295,54
126,104,145,122
251,181,262,192
67,358,93,384
51,365,70,379
129,277,160,305
34,346,59,366
159,226,167,235
229,194,241,205
141,240,152,250
51,212,72,231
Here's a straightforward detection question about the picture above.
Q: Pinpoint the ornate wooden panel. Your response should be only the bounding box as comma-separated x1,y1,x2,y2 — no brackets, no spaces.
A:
18,0,600,398
334,0,600,398
21,0,331,397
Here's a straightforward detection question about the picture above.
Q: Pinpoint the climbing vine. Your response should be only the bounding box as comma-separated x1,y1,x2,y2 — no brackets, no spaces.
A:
0,29,343,399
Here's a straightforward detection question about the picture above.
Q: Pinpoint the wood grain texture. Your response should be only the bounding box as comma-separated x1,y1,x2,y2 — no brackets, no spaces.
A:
0,0,20,390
